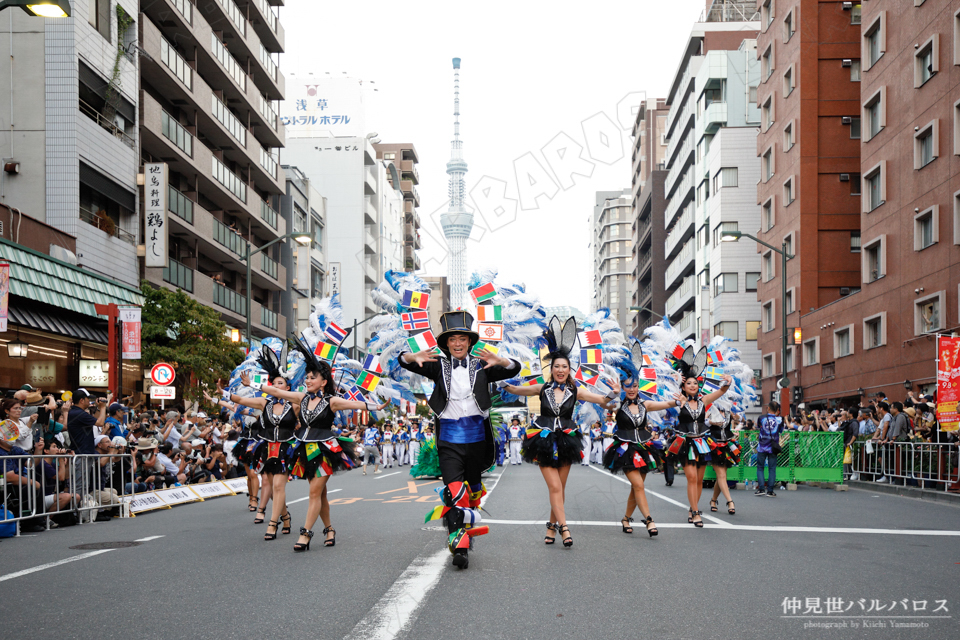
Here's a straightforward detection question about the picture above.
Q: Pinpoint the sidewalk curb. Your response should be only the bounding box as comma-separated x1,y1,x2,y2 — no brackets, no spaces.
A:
847,480,960,506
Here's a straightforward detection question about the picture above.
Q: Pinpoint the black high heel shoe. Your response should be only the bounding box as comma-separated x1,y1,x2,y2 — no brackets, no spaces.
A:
544,521,557,544
691,511,704,528
642,516,659,537
281,510,292,535
323,525,336,547
727,500,736,515
688,509,694,524
620,517,634,534
248,496,258,512
558,524,573,548
709,499,718,512
253,507,266,525
294,527,314,552
263,520,280,541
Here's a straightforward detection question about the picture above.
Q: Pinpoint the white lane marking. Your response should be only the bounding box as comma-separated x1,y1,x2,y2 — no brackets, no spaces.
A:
347,466,511,640
0,536,165,583
346,549,449,640
587,465,730,526
374,472,401,480
287,488,341,505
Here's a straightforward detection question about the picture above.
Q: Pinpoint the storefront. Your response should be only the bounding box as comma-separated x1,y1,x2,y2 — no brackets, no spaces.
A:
0,237,143,398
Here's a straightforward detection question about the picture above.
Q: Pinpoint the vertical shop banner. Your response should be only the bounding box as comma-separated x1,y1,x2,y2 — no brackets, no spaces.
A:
936,335,960,432
120,307,142,360
0,261,9,332
329,262,341,296
144,163,168,268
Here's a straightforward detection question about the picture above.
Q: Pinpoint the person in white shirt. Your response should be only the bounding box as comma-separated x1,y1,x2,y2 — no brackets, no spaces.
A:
382,425,395,469
507,417,524,465
590,423,604,464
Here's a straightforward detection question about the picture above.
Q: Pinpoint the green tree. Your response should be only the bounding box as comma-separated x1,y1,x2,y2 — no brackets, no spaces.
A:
140,282,245,403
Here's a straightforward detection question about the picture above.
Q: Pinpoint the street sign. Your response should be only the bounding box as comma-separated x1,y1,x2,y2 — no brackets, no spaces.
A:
151,363,176,386
150,386,176,400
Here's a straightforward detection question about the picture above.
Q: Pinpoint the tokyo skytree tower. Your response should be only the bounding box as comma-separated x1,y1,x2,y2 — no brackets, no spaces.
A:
440,57,473,309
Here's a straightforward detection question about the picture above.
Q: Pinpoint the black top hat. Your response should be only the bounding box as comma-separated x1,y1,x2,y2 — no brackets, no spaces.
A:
436,310,479,353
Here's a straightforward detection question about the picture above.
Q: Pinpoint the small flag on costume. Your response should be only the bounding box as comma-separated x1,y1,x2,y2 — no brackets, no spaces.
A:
701,379,720,393
344,385,366,402
471,341,500,357
477,322,504,342
401,289,430,310
520,358,542,377
357,371,380,392
323,322,349,345
401,311,430,331
574,367,600,385
469,282,497,304
580,348,603,365
639,380,658,395
641,354,652,366
670,344,687,360
701,366,724,381
314,342,338,361
249,373,270,389
639,367,656,381
406,331,438,354
362,354,384,375
476,305,502,322
707,350,724,365
578,329,602,346
521,375,545,386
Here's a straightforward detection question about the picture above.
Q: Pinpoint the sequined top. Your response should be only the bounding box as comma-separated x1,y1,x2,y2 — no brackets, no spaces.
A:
534,384,578,432
296,394,336,442
676,399,708,436
260,399,297,442
614,402,652,443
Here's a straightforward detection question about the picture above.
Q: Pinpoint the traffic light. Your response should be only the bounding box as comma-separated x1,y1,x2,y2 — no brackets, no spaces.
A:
792,386,803,403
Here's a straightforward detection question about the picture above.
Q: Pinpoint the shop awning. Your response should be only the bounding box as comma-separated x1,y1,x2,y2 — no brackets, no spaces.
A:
8,299,109,343
0,237,143,319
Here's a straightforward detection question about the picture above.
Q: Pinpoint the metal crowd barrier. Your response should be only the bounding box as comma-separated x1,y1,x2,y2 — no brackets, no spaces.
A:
850,440,960,493
1,453,138,537
702,431,844,484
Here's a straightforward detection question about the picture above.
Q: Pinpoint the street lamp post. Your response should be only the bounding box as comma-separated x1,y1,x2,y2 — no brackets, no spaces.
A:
351,312,387,361
243,232,311,349
721,230,793,413
629,306,664,320
0,1,71,17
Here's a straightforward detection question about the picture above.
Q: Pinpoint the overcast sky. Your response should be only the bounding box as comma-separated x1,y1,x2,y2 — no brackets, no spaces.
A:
280,0,708,313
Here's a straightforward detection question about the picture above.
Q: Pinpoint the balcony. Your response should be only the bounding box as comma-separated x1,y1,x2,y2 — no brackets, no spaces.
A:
664,134,693,198
261,305,278,331
168,185,194,224
260,199,278,230
675,310,695,337
664,204,695,259
665,63,696,135
364,164,377,195
163,257,194,292
664,238,695,290
251,0,285,52
399,160,419,184
213,218,245,257
213,282,247,316
260,253,278,280
79,206,136,245
637,252,652,277
363,260,378,283
639,282,652,304
665,98,695,168
79,99,135,148
364,196,377,225
364,230,377,255
702,101,728,136
664,169,695,228
400,180,421,206
666,275,696,318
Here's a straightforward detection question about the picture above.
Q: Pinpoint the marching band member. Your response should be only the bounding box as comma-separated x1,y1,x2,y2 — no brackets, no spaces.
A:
507,417,523,465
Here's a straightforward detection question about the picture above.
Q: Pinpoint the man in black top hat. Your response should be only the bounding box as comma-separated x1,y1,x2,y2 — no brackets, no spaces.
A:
399,310,520,569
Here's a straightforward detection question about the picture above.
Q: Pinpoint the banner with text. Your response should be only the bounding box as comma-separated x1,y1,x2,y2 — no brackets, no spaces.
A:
936,335,960,432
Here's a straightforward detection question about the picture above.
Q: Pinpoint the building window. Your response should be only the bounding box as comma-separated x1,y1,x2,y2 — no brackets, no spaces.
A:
763,147,775,182
864,313,885,349
762,96,774,131
864,162,885,212
914,205,939,251
718,167,738,189
850,60,861,82
783,65,795,97
784,347,795,372
834,326,853,358
803,338,819,366
713,221,738,247
784,233,794,258
762,198,774,230
714,321,739,341
749,85,758,104
955,7,960,66
713,273,738,296
851,3,861,25
864,12,885,69
382,152,395,160
850,117,861,139
763,300,775,332
783,121,794,151
783,9,794,42
747,321,761,341
763,251,774,282
88,0,111,42
785,289,794,315
914,120,939,169
914,35,939,88
863,87,885,140
862,235,885,283
762,0,775,29
783,177,794,206
915,292,944,334
851,173,862,196
745,272,760,291
762,354,775,378
955,190,960,245
762,45,774,81
851,230,861,253
312,217,324,251
955,99,960,156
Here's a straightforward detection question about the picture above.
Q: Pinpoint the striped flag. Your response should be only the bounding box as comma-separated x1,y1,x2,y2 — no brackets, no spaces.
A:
701,379,720,393
580,348,603,365
314,342,338,361
574,367,600,385
357,371,380,392
406,330,438,354
639,380,658,395
670,344,687,360
477,322,504,342
470,341,500,357
642,354,652,366
469,282,497,303
323,322,349,345
707,349,724,365
476,305,502,322
578,329,602,346
521,375,545,386
362,354,383,375
401,289,430,310
401,311,430,331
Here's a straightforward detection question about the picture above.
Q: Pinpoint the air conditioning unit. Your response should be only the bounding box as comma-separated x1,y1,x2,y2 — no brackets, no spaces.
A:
839,174,850,182
841,1,852,9
841,59,852,68
841,116,852,124
840,287,851,296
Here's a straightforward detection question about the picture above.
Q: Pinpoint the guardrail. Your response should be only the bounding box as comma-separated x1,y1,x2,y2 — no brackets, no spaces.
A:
79,99,135,148
79,206,136,245
849,440,960,493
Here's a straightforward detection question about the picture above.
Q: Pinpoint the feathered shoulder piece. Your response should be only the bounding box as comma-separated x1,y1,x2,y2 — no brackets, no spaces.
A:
540,315,577,360
675,345,708,380
256,341,285,381
289,333,323,374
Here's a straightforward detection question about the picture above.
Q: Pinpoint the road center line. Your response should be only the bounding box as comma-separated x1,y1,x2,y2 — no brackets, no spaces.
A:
288,488,341,505
0,535,166,583
374,471,401,480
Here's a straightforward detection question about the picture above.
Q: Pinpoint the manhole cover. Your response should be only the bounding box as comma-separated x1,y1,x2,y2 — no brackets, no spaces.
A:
69,541,142,550
421,526,446,532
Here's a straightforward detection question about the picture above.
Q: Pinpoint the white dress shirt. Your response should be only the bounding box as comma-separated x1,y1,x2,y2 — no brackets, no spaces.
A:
440,360,484,420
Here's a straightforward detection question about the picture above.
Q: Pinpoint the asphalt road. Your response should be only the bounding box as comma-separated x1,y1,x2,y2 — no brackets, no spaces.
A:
1,461,958,640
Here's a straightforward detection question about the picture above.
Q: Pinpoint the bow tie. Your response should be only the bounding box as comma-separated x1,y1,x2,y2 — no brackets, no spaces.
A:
625,398,640,406
453,358,469,369
307,392,319,400
550,382,566,391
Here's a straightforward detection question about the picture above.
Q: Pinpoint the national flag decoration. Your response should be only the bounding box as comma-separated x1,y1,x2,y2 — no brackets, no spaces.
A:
314,342,339,361
362,354,384,375
639,367,657,381
401,289,430,310
578,329,602,346
670,344,687,360
406,330,438,354
701,379,720,394
638,380,658,396
642,354,653,366
344,385,366,403
250,373,271,389
580,348,603,365
521,375,545,386
477,322,504,342
475,305,503,322
357,371,380,392
469,282,497,304
701,366,725,382
401,311,430,331
707,349,724,365
470,341,500,357
574,367,600,386
323,322,349,345
520,358,543,378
